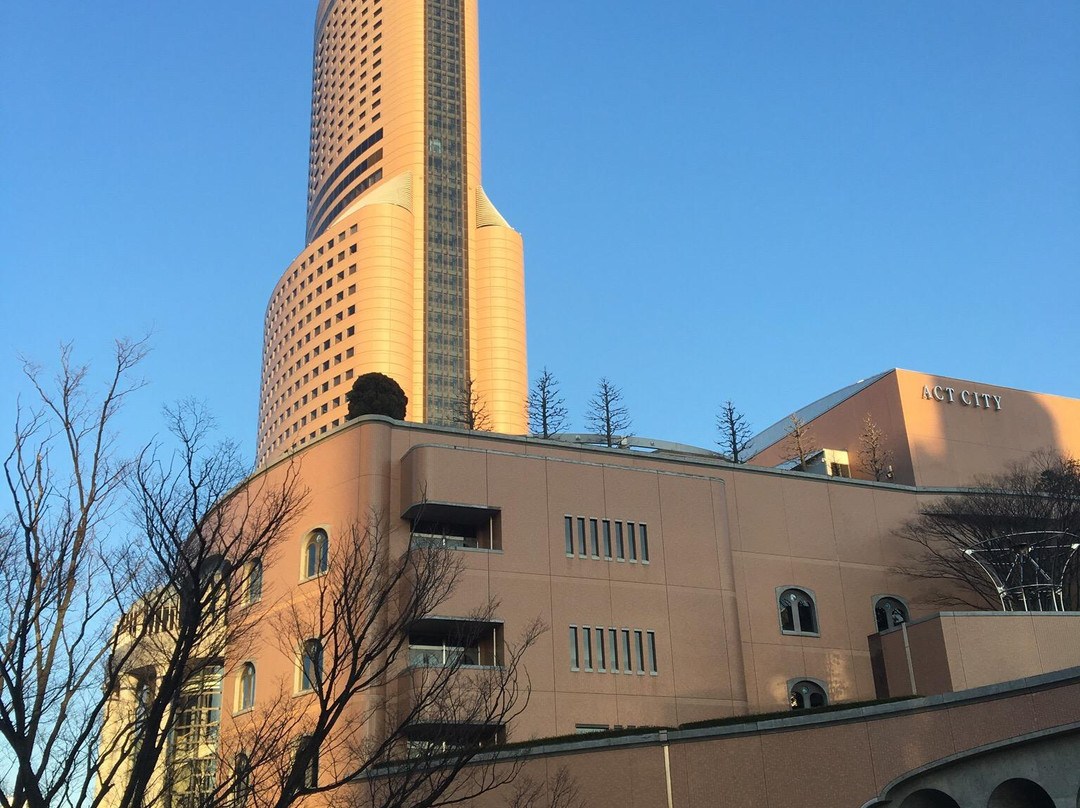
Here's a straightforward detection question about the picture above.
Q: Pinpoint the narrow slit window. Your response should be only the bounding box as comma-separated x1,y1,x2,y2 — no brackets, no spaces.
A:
609,628,619,673
569,626,579,671
602,520,613,559
589,519,600,558
640,524,650,563
647,631,658,675
577,517,587,557
596,627,607,671
564,516,574,556
628,523,638,562
621,629,632,673
615,522,625,561
583,627,593,671
634,630,646,674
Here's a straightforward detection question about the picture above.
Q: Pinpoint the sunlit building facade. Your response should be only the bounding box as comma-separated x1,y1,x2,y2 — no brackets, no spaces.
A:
256,0,528,465
101,1,1080,805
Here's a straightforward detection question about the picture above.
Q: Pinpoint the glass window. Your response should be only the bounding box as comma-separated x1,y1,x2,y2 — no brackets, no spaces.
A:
576,517,587,557
298,735,319,788
615,522,625,561
233,753,252,807
564,516,573,556
621,629,632,673
602,520,613,559
301,639,323,691
596,627,607,671
874,596,909,632
569,626,579,671
789,680,828,710
239,663,256,710
778,588,818,635
640,524,650,563
628,523,638,562
305,529,329,579
583,627,593,671
589,519,600,558
647,631,658,675
247,559,263,604
634,630,645,674
609,628,619,673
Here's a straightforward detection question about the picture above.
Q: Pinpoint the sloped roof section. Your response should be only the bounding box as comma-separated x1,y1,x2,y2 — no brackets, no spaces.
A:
744,370,894,459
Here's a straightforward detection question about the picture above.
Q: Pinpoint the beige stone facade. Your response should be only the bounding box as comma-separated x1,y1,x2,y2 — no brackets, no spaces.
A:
746,368,1080,487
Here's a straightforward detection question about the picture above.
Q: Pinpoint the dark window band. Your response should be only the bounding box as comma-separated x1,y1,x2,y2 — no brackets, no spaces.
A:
307,128,384,233
308,161,385,242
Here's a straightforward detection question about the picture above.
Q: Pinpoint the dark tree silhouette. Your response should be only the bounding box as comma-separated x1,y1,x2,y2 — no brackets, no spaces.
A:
716,401,753,463
346,373,408,421
456,378,492,431
585,378,631,449
528,368,569,439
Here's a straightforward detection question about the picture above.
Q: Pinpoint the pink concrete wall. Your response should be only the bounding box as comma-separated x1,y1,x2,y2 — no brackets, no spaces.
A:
876,612,1080,697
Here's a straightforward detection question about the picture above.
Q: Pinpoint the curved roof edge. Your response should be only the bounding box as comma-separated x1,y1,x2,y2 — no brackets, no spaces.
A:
744,370,894,459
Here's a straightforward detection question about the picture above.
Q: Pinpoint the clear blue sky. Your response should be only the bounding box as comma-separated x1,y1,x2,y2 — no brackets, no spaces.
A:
2,1,1078,460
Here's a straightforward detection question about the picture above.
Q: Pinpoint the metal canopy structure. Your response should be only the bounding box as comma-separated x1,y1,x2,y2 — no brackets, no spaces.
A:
963,530,1080,612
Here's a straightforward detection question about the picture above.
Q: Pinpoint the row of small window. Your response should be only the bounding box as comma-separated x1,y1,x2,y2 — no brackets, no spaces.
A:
569,626,659,676
778,587,910,636
564,516,650,564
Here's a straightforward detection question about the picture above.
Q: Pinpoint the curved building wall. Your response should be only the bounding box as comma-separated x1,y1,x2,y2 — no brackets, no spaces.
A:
472,220,528,434
257,200,415,463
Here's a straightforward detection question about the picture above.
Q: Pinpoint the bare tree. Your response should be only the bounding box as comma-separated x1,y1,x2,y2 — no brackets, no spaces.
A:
185,506,544,808
896,451,1080,610
1,344,546,808
456,379,492,432
0,342,301,808
585,379,631,449
857,413,894,481
716,401,753,463
783,413,817,472
527,369,569,439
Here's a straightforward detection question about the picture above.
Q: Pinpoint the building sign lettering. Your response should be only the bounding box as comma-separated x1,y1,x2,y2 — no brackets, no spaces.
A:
922,385,1002,411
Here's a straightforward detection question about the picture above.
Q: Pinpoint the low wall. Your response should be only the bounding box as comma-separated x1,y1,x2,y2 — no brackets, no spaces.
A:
870,611,1080,698
443,667,1080,808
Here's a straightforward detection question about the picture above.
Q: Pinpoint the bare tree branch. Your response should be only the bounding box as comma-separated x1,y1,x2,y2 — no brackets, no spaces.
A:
527,370,568,440
584,379,631,449
716,401,752,463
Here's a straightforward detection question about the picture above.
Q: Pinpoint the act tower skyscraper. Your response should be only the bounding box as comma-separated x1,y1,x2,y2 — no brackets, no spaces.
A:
257,0,527,464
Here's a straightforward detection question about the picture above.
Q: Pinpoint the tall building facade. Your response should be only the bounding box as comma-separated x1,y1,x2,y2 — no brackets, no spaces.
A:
257,0,527,465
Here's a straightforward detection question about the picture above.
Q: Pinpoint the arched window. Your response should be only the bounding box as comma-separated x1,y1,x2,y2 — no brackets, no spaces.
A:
788,679,828,709
232,752,252,807
301,639,323,692
874,595,909,632
778,587,818,635
304,530,329,579
134,674,153,734
246,559,263,605
297,735,319,788
239,663,256,711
